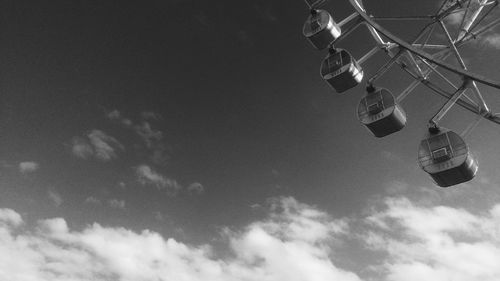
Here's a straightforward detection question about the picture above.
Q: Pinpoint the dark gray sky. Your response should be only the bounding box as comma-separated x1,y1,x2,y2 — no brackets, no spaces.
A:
2,1,500,280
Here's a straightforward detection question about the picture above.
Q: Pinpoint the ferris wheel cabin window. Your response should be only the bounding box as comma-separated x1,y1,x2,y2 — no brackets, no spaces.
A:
432,146,451,162
368,102,382,114
311,18,322,32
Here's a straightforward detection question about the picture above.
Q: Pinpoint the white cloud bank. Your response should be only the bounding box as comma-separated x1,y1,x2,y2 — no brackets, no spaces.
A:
363,196,500,281
2,195,500,281
0,197,359,281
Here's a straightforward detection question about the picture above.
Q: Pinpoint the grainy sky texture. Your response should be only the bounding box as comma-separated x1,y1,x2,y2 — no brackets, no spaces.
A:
2,0,500,280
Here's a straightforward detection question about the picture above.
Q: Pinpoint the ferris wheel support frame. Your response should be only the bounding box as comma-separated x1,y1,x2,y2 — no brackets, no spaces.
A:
438,19,490,113
344,0,500,125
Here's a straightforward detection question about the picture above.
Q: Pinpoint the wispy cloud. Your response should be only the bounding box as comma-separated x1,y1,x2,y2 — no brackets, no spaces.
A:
71,130,124,161
483,33,500,49
135,164,182,193
153,211,165,221
19,161,39,173
48,188,63,207
108,199,126,210
71,137,94,159
134,122,162,148
187,182,205,194
85,197,125,210
107,110,168,165
88,130,124,161
84,196,102,205
107,110,132,126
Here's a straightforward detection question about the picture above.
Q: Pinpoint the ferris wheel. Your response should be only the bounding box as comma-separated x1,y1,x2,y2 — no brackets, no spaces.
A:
301,0,500,187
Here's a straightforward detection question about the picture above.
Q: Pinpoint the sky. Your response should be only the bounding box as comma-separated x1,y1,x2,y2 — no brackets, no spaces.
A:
2,0,500,280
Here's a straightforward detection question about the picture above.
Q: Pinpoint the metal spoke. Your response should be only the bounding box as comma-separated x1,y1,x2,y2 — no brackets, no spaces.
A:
461,0,499,41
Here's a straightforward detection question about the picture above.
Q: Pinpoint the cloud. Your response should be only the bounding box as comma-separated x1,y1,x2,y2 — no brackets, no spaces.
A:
444,10,463,26
48,189,63,207
84,197,102,205
88,130,124,161
71,137,94,159
107,109,121,120
135,164,182,193
107,109,133,126
6,186,500,281
107,110,168,164
187,182,205,194
19,161,39,173
108,199,126,210
483,33,500,49
0,208,23,227
71,130,124,161
134,122,163,148
362,196,500,281
85,197,125,209
0,197,361,281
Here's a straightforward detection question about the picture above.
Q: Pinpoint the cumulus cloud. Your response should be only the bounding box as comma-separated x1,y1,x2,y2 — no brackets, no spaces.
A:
71,130,124,161
0,208,23,227
362,196,500,281
135,164,181,193
6,182,500,281
3,194,500,280
0,197,361,281
19,161,39,173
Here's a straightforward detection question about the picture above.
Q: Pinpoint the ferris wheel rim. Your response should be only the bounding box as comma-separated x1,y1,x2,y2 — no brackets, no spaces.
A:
348,0,500,91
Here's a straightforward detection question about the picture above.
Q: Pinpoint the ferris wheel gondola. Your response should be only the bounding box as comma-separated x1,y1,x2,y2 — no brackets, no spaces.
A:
320,48,363,93
418,127,478,187
357,86,406,137
303,10,341,50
